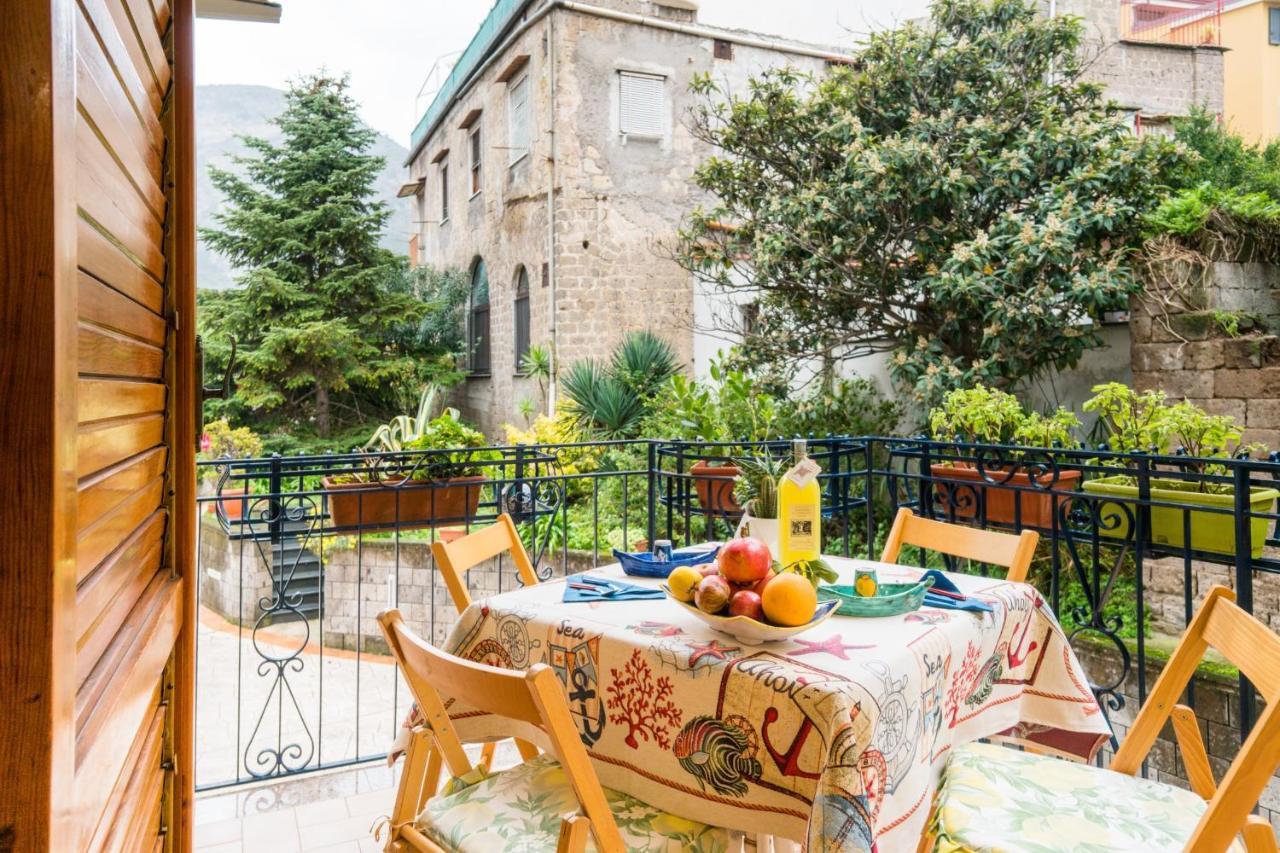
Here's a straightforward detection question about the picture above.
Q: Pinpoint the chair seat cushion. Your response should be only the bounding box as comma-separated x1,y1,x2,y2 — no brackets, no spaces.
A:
417,754,732,852
931,742,1241,853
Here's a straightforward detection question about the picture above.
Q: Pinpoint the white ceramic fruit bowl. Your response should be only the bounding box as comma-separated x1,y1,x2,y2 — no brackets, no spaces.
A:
662,587,840,644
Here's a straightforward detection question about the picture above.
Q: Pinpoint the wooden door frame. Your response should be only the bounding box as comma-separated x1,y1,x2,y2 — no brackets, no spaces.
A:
171,0,199,849
0,1,80,849
0,1,198,849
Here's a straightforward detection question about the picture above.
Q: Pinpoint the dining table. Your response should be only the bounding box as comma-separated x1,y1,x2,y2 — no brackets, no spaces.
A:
390,554,1112,852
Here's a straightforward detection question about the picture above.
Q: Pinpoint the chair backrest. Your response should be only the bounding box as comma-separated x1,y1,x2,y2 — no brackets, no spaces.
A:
377,609,627,852
879,507,1039,583
1110,585,1280,853
431,513,539,613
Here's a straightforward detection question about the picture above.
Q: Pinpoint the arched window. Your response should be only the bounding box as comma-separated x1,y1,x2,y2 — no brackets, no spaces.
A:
469,259,490,374
513,265,530,371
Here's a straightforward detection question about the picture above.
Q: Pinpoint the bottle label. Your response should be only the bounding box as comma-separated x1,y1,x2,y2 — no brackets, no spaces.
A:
787,457,821,489
787,502,818,551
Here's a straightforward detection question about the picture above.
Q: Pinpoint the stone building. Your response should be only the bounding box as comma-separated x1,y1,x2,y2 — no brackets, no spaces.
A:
404,0,1228,433
401,0,849,434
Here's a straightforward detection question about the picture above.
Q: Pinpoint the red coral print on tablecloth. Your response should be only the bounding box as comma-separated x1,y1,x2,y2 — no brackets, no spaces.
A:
607,648,682,749
945,641,983,728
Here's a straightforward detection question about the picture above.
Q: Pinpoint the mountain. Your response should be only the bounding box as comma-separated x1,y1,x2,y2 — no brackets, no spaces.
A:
196,84,413,290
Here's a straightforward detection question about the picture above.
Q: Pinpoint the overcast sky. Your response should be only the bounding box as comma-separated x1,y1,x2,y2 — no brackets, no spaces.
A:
195,0,930,147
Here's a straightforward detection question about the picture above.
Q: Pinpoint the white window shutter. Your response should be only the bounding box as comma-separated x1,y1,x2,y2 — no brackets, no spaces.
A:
619,72,665,137
508,75,530,164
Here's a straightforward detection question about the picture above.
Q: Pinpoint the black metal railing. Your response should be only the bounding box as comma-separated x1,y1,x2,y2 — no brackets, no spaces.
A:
193,436,1280,791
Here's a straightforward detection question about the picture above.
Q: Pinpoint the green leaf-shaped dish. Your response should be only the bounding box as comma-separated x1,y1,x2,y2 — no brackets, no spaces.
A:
818,579,929,617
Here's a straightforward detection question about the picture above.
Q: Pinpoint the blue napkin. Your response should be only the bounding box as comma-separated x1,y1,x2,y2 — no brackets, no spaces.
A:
919,569,994,613
562,575,666,603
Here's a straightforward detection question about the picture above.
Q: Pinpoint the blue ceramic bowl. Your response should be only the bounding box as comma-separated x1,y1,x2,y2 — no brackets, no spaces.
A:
613,547,719,578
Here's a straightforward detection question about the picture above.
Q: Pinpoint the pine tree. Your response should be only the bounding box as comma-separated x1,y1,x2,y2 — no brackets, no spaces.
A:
200,73,436,440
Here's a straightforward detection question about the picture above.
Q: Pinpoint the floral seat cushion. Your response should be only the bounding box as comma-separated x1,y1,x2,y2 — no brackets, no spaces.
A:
930,742,1243,853
417,754,732,852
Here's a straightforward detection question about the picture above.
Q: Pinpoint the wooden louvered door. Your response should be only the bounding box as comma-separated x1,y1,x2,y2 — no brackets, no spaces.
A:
1,0,197,851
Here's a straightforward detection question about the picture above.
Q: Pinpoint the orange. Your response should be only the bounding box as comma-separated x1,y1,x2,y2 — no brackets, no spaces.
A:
762,571,818,627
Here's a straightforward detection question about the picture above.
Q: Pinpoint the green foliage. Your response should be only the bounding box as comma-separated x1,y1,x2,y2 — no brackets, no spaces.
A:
1083,382,1173,453
198,73,463,442
561,331,678,439
929,384,1080,447
201,418,264,460
779,377,902,439
402,411,498,480
1167,107,1280,200
678,0,1181,408
519,342,553,399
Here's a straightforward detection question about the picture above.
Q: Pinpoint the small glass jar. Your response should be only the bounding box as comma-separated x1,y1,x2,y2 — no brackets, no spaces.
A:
652,539,674,562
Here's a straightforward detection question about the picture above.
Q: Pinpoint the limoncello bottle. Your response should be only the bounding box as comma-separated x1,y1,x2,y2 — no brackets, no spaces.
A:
778,438,822,566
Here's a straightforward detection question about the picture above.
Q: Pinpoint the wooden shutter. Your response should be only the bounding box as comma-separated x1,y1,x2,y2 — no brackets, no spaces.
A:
2,0,197,850
619,71,665,138
508,74,530,164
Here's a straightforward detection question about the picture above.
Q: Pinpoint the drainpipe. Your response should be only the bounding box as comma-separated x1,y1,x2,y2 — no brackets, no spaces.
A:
546,8,558,417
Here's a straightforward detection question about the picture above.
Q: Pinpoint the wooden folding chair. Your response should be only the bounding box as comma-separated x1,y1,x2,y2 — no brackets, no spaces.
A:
377,610,731,853
421,515,541,791
880,506,1039,582
921,586,1280,853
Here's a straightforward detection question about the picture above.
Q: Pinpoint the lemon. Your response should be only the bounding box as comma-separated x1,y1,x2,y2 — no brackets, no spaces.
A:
668,565,704,602
762,572,818,626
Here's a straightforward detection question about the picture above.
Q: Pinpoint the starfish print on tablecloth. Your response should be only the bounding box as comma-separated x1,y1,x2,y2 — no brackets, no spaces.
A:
686,638,741,665
788,634,875,660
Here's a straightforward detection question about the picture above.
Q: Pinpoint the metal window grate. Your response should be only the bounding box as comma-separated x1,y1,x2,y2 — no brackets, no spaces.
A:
514,266,530,369
619,71,665,138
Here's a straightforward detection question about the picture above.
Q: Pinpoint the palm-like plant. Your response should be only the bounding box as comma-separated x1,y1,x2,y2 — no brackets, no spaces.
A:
520,342,553,399
561,331,680,439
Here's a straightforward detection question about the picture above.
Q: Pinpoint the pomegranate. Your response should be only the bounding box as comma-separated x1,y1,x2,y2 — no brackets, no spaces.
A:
718,537,772,585
694,575,732,614
750,568,777,597
728,590,765,621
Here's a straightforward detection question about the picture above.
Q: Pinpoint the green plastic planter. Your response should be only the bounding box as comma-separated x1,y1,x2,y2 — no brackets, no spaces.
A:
1080,475,1278,558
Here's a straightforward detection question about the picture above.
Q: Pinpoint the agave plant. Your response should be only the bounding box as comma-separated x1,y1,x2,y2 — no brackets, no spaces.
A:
560,331,677,439
364,384,449,452
609,330,678,399
560,360,645,439
733,454,786,519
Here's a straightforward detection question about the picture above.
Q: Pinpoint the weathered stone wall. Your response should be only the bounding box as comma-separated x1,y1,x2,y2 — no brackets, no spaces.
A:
1075,640,1280,831
1131,261,1280,451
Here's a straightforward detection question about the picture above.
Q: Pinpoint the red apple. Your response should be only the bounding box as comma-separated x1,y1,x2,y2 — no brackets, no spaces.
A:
728,590,764,621
694,575,732,614
750,568,777,597
718,538,772,585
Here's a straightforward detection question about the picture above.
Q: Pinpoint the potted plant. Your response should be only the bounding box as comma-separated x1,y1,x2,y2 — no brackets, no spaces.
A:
321,407,496,531
928,385,1083,527
200,419,264,521
732,454,785,556
1081,383,1277,557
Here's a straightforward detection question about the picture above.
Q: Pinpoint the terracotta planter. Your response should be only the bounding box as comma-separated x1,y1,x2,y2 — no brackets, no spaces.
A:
690,460,742,515
929,463,1081,528
321,475,487,532
212,486,249,521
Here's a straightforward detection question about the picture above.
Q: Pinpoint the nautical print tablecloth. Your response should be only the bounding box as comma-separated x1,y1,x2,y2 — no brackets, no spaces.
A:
390,557,1110,851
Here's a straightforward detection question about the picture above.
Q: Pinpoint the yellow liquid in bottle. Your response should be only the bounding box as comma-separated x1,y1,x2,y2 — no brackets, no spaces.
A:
778,440,821,566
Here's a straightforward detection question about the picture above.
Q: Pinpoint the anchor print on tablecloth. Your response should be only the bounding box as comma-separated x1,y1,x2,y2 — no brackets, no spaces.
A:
547,622,607,747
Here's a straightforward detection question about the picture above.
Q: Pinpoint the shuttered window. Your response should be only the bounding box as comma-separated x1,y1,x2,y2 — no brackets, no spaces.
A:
508,74,530,164
469,259,490,374
441,162,449,222
619,71,665,138
514,266,531,370
469,126,482,196
1271,7,1280,45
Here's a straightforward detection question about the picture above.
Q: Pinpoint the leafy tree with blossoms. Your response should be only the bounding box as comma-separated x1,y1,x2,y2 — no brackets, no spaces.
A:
677,0,1183,406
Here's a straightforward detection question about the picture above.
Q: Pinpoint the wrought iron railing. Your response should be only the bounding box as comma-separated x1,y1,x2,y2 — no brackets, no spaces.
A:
193,437,1280,791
